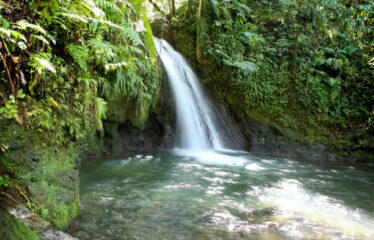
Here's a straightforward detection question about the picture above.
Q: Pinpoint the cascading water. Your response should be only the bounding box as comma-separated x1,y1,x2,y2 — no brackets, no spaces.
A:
71,38,374,240
153,37,225,151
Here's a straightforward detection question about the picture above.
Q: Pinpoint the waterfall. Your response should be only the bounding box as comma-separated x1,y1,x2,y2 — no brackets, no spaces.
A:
154,37,226,151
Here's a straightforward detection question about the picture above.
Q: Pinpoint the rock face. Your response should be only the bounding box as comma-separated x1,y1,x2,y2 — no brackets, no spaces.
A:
102,68,176,153
101,60,356,162
100,46,358,162
229,104,353,162
5,205,78,240
0,210,40,240
206,95,248,150
1,142,80,230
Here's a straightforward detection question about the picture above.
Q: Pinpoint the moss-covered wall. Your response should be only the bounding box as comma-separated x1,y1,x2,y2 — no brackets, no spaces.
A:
0,212,40,240
0,123,84,229
151,20,374,163
0,0,164,237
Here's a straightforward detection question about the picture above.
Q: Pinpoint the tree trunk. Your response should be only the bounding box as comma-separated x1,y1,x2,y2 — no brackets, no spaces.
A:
196,0,203,63
292,29,299,81
304,36,317,100
187,0,193,17
171,0,176,16
0,52,16,97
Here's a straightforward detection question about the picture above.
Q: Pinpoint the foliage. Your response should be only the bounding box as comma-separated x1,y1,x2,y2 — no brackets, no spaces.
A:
0,212,40,240
0,173,10,188
0,0,162,229
0,0,162,144
168,0,374,132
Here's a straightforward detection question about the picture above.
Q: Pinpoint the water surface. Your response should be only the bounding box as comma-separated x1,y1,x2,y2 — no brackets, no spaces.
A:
71,150,374,240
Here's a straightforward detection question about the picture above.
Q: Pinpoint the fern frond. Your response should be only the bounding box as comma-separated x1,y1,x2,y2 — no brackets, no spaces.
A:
236,3,251,15
113,70,127,96
32,35,49,45
94,0,124,16
29,52,56,74
0,27,26,42
59,13,89,24
95,97,107,131
209,0,221,16
88,38,118,62
223,59,257,72
71,0,98,18
142,12,156,61
67,44,89,71
15,20,47,35
122,26,144,47
129,46,144,56
97,19,122,29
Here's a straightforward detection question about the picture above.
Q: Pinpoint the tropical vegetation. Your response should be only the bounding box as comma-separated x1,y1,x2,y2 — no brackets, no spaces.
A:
0,0,373,236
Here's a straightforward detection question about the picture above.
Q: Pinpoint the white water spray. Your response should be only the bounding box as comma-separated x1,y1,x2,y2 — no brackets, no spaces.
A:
154,37,225,151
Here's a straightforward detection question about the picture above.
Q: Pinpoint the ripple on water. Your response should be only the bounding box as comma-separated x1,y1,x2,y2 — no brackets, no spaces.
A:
71,151,374,240
259,179,374,239
245,163,265,171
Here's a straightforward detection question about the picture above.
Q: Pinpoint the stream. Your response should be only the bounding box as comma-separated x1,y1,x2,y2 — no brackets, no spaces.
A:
70,39,374,239
70,150,374,240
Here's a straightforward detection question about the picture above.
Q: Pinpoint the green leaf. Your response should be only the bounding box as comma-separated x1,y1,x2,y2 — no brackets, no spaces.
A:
344,46,358,55
223,59,257,72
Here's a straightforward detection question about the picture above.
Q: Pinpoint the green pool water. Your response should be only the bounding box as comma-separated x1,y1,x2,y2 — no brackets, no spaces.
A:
70,150,374,240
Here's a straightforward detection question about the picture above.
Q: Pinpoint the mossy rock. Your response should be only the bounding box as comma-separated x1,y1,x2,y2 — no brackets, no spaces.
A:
0,212,40,240
2,133,81,230
26,145,80,229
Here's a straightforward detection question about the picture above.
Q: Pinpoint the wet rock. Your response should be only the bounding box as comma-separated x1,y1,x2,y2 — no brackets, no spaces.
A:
197,66,209,77
67,173,74,181
8,206,51,234
7,205,78,240
41,230,78,240
251,207,278,217
0,211,40,240
228,104,356,162
32,155,40,162
209,97,248,150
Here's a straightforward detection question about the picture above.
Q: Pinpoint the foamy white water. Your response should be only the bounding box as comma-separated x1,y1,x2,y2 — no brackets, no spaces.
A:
73,151,374,240
154,37,225,151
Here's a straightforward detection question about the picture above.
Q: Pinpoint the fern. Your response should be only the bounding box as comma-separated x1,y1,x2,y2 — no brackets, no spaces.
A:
29,52,56,74
88,38,119,65
142,11,157,61
59,13,89,24
113,70,127,96
236,2,251,15
28,52,56,94
0,27,26,42
129,46,144,56
32,35,50,45
95,97,107,131
67,44,89,71
223,59,257,72
122,26,145,47
94,0,123,16
97,19,122,29
15,20,47,35
209,0,221,17
71,0,98,18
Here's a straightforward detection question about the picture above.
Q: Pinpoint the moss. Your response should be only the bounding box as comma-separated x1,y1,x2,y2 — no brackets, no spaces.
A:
1,120,81,230
25,144,80,229
106,96,134,124
0,212,40,240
